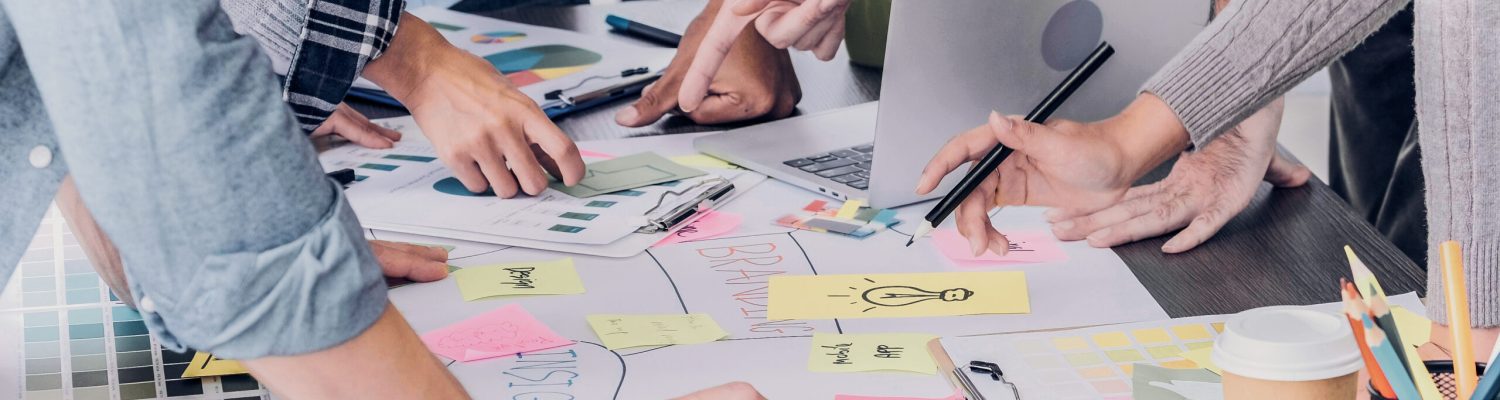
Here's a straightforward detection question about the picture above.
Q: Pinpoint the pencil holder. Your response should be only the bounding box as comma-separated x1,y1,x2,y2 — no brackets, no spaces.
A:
1367,360,1488,400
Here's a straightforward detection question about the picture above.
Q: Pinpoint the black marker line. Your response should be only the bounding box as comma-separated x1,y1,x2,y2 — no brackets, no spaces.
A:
644,249,690,314
786,232,842,334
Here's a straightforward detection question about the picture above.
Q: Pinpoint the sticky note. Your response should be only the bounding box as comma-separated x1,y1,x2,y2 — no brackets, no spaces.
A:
579,149,615,159
808,333,939,374
1211,322,1226,333
452,258,584,301
1181,347,1220,375
1052,336,1089,351
836,199,864,219
420,304,572,362
180,352,247,378
768,271,1029,320
1391,306,1431,345
1171,324,1212,340
551,152,706,198
1132,328,1172,344
670,154,735,169
833,389,964,400
586,313,728,350
931,229,1068,265
386,265,460,289
654,211,743,247
1092,332,1132,348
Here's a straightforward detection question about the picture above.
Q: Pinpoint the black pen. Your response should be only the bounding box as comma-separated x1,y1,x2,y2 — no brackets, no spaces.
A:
606,15,682,47
907,42,1115,246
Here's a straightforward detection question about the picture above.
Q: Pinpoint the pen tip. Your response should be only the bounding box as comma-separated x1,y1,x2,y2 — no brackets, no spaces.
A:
905,237,915,247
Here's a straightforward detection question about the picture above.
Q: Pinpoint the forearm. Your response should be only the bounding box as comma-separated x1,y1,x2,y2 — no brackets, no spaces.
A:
1144,0,1408,148
361,12,451,102
246,303,469,398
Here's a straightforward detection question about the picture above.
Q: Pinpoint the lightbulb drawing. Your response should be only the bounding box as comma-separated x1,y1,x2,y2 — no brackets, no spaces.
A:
828,278,974,313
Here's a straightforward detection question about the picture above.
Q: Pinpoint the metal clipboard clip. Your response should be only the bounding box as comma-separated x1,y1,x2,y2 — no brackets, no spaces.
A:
635,177,736,233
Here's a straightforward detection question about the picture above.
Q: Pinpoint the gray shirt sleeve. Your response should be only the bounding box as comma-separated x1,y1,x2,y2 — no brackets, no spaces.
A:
3,0,387,358
1142,0,1409,148
220,0,309,75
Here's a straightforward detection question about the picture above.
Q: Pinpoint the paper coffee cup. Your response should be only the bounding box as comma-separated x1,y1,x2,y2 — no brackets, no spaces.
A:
1213,306,1364,399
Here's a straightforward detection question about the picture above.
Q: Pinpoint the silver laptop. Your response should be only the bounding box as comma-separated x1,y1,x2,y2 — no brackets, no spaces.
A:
694,0,1209,209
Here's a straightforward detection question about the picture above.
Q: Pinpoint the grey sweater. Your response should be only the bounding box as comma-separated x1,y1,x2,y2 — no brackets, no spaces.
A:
220,0,312,75
1144,0,1499,326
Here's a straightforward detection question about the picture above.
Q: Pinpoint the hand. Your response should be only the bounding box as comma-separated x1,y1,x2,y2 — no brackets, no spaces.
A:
1047,99,1310,253
362,14,585,198
310,103,403,149
671,382,767,400
677,0,848,112
1422,323,1499,365
368,240,450,282
617,0,801,126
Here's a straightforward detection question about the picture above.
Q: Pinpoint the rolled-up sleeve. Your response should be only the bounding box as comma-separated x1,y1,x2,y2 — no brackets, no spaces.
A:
3,0,386,358
221,0,404,132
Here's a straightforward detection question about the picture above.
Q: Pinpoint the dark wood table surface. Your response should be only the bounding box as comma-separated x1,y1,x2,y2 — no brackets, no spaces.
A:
351,1,1427,317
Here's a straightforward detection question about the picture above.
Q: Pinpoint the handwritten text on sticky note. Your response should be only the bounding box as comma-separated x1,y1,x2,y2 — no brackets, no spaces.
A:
809,333,939,374
453,258,585,301
420,304,572,362
768,271,1030,320
586,313,729,349
654,211,743,247
931,229,1068,265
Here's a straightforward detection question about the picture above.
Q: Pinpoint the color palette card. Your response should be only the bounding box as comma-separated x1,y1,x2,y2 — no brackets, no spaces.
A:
550,152,706,198
807,333,939,374
975,317,1227,399
421,304,573,362
585,313,728,350
452,258,585,301
767,271,1030,320
930,229,1068,265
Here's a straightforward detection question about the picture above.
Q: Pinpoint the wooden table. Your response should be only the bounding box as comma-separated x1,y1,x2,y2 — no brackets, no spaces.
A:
351,0,1427,317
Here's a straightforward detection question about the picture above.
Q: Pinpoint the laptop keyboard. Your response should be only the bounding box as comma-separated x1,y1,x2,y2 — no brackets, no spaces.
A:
781,143,875,190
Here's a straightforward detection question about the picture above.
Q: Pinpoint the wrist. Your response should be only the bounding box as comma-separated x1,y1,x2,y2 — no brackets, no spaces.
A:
362,13,453,102
1107,93,1191,179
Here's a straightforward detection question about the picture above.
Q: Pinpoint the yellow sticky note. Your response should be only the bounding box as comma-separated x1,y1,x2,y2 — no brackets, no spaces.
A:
1092,332,1131,348
807,332,938,374
586,313,728,350
768,271,1029,320
453,258,584,301
1391,306,1431,345
836,199,863,219
1132,328,1172,344
1052,337,1089,351
180,352,248,378
1171,324,1212,340
1181,347,1220,375
670,154,736,170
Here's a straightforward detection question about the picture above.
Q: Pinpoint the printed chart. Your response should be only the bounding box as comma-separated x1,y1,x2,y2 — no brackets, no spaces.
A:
484,45,602,87
469,31,526,44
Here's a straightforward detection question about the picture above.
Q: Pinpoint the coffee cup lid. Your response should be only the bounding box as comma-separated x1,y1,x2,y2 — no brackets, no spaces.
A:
1211,306,1363,381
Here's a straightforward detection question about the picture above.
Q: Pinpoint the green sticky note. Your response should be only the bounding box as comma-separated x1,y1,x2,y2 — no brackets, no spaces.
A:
806,332,939,374
452,258,584,301
551,152,706,198
586,313,728,350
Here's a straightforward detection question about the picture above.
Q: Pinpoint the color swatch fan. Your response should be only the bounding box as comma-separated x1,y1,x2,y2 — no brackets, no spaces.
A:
485,44,602,87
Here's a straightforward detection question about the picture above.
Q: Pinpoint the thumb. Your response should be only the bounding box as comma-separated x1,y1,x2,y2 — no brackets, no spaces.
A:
1264,151,1311,188
680,8,757,112
617,82,678,127
729,0,777,15
988,112,1042,153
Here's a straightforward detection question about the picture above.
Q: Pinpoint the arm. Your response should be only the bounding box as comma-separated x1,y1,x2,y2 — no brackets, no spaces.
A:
4,0,462,396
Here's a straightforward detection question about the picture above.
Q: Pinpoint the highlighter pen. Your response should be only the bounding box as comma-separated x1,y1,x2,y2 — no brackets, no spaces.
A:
606,15,682,47
908,42,1113,246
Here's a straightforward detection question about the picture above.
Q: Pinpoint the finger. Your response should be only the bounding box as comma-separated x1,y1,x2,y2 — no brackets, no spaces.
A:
792,16,836,50
1052,191,1173,241
370,240,449,262
500,130,550,196
472,143,520,198
916,123,998,194
1161,207,1233,253
985,224,1011,257
729,0,778,15
618,81,681,127
680,6,760,112
1264,152,1311,188
810,13,845,61
1085,195,1194,248
531,143,565,181
955,180,997,256
444,154,491,194
687,91,772,124
322,107,396,149
368,118,403,142
369,242,450,282
990,112,1045,153
1045,182,1164,222
340,103,402,142
760,0,836,48
525,118,583,185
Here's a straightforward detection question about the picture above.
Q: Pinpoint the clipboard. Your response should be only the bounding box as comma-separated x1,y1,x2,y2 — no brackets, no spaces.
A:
345,71,661,120
363,169,767,258
930,338,1022,400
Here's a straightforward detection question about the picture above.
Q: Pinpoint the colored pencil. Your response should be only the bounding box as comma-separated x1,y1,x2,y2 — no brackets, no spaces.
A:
1370,287,1414,373
1347,245,1388,299
1473,334,1500,400
1366,315,1423,399
1347,245,1444,399
1441,241,1478,398
1345,282,1396,398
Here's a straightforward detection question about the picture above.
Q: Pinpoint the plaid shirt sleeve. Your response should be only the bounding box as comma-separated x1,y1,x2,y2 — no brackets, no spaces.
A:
282,0,404,132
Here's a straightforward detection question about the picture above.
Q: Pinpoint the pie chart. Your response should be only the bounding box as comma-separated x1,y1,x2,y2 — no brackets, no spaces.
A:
470,31,527,44
433,177,494,197
483,45,603,87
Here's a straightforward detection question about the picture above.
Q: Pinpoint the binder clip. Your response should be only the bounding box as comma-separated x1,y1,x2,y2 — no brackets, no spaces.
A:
968,360,1021,399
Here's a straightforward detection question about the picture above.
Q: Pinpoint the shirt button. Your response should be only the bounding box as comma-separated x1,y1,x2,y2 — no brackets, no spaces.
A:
138,296,156,313
29,146,52,169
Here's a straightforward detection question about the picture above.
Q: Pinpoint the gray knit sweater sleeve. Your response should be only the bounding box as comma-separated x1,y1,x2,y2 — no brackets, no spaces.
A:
1142,0,1409,148
220,0,310,74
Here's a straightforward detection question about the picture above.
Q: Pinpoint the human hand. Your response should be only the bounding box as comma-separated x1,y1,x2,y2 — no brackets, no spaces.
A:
310,103,403,149
671,382,767,400
368,240,451,282
1047,99,1311,253
617,0,801,126
362,14,585,198
677,0,847,112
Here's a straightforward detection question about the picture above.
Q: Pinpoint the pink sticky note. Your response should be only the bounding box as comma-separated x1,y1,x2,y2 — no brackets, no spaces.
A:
579,149,615,159
653,211,743,247
931,229,1068,265
834,389,964,400
420,304,572,362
